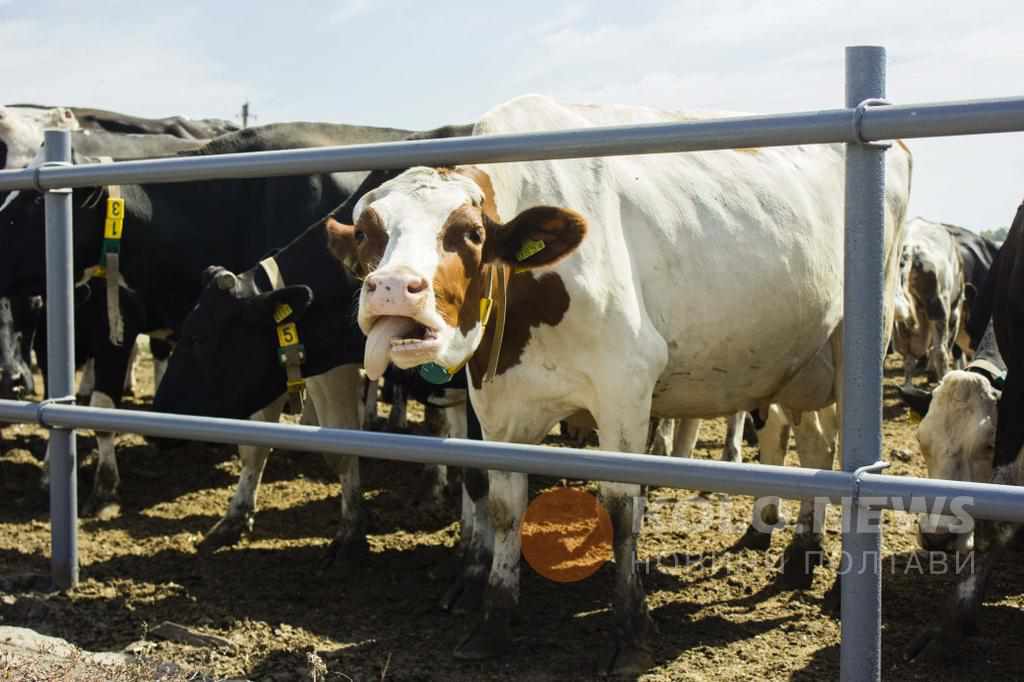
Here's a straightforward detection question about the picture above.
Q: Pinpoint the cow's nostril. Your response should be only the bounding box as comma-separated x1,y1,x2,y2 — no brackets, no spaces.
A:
366,280,378,293
408,278,428,295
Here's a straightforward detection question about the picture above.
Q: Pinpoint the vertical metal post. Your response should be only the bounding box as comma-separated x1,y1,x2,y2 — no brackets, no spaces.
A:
43,129,79,590
840,46,887,681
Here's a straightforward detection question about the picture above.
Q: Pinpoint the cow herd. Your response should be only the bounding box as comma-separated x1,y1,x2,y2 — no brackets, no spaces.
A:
0,96,1021,672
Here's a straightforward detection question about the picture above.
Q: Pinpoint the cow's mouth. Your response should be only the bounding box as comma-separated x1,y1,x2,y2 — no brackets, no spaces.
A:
364,315,443,380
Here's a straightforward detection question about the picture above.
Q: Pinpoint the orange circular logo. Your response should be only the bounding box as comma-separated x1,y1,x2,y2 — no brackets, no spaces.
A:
520,487,613,583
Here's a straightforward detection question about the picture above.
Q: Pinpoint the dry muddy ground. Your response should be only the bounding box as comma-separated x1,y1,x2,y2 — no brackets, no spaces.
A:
2,352,1023,681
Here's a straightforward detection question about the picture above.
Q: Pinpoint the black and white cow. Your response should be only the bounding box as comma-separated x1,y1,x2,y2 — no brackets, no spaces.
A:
892,218,967,384
153,125,479,557
0,295,43,399
908,199,1024,661
0,121,413,514
9,103,238,140
943,223,1000,357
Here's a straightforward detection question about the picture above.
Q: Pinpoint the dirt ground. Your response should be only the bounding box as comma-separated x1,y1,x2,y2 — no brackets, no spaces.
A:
2,351,1023,681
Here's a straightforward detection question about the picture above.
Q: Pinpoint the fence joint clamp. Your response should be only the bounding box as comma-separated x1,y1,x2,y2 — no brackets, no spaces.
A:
37,395,76,430
851,460,890,507
35,161,73,194
852,98,892,149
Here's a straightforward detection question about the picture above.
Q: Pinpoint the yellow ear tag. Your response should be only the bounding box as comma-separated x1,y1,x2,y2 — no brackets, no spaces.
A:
273,303,293,324
276,322,299,347
480,297,494,326
516,239,546,262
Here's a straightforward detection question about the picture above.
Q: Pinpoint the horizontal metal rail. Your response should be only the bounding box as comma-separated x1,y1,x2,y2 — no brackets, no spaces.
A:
1,96,1023,192
3,399,1024,523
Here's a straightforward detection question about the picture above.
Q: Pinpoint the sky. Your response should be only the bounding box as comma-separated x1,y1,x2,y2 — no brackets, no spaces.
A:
2,0,1022,229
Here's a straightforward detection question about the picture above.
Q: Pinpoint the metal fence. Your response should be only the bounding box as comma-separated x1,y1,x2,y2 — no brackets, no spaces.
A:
1,45,1023,681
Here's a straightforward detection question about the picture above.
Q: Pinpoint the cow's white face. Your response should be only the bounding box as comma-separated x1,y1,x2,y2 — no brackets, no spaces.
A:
916,370,999,549
327,166,586,381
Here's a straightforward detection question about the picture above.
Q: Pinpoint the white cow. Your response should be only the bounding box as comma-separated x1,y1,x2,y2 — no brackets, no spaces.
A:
328,95,911,673
0,105,79,170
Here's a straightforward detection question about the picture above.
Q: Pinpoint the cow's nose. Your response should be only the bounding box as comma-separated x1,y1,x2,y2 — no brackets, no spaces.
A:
365,272,430,304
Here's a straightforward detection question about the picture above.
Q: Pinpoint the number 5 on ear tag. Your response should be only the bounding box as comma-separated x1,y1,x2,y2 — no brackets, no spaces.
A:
277,322,299,347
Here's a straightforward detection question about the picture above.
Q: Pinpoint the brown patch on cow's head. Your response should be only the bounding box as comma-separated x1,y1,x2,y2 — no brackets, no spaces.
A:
326,208,388,279
432,166,585,347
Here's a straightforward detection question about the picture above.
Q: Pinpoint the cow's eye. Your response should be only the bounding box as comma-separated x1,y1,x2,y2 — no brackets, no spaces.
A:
354,229,366,244
465,228,483,245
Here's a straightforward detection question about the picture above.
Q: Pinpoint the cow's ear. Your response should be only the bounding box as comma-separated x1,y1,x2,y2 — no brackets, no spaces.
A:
246,285,314,323
326,217,364,277
488,206,587,270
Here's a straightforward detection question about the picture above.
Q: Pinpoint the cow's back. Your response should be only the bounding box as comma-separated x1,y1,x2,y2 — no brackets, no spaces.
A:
474,95,911,417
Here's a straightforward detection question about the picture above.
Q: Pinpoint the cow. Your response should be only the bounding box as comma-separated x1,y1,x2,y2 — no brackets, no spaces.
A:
892,217,966,385
326,95,911,672
0,296,43,399
0,105,79,172
153,125,479,556
899,318,1004,552
907,200,1024,662
0,121,414,515
943,223,1000,358
8,103,238,140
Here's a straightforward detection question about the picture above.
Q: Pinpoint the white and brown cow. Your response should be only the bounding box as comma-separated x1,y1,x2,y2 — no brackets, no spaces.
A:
892,217,966,385
327,95,912,673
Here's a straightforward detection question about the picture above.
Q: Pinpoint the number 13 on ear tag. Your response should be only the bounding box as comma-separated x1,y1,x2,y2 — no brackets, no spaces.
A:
277,322,299,347
105,198,125,239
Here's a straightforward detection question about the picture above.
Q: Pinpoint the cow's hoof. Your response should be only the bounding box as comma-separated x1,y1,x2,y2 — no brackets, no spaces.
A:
604,640,655,676
440,571,486,615
319,521,369,572
732,525,773,552
197,514,252,554
453,609,511,660
778,537,823,590
81,494,121,520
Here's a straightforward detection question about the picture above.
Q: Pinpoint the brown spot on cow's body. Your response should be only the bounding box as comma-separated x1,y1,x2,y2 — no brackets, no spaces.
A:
468,271,571,389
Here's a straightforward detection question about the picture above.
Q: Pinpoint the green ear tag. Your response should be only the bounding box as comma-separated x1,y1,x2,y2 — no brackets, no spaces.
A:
419,362,453,385
516,239,546,262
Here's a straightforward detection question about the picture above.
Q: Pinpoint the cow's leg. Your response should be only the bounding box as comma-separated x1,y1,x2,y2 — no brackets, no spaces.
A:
779,406,837,589
122,342,139,396
647,418,675,455
76,358,95,400
198,396,286,552
927,317,952,382
901,353,917,386
442,468,491,615
387,379,407,431
303,365,368,567
453,468,522,660
907,513,1016,661
722,412,745,464
595,398,657,675
81,390,121,519
670,418,701,458
149,337,172,393
735,405,790,550
361,375,378,429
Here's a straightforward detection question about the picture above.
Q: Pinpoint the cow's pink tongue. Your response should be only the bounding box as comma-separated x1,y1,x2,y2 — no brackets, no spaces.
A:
364,316,418,381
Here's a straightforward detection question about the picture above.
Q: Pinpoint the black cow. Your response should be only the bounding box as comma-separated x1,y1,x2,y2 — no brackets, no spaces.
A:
153,125,481,559
0,121,413,514
0,295,42,398
943,223,1000,359
908,200,1024,661
10,103,238,140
